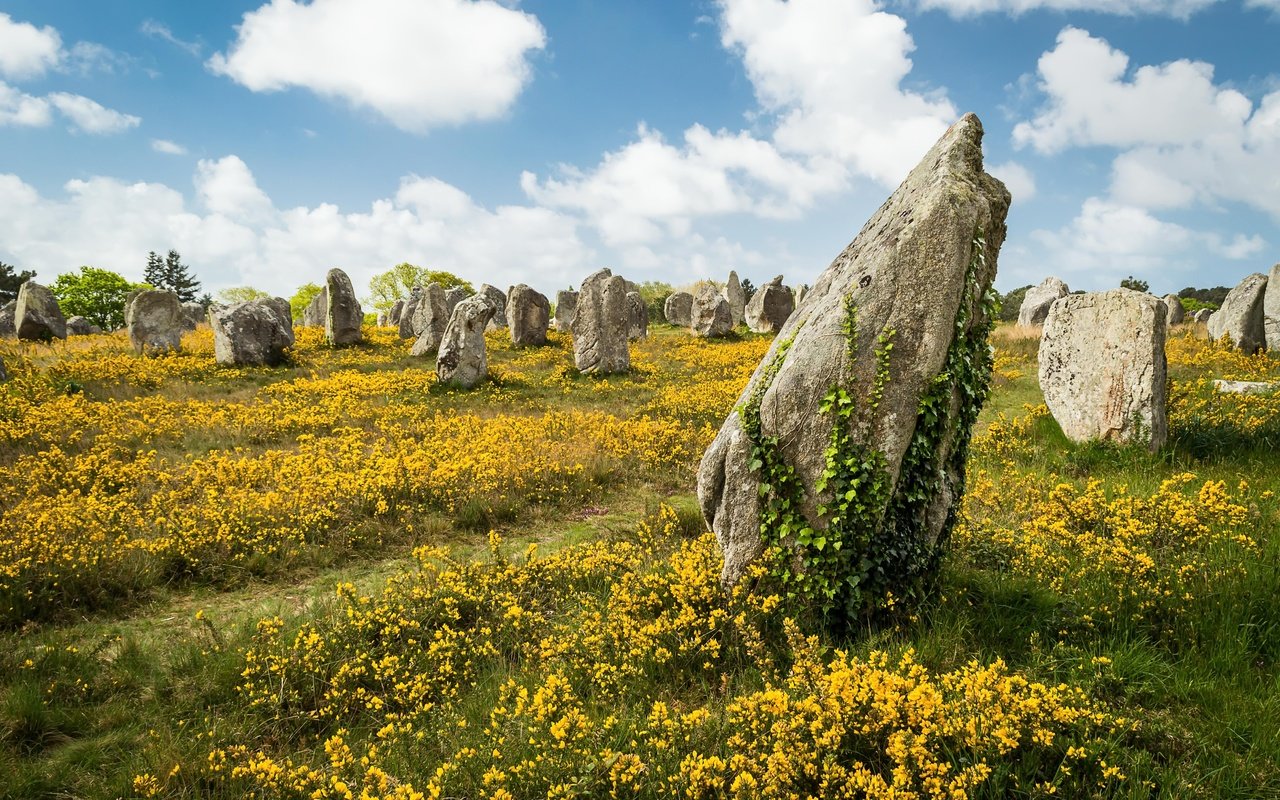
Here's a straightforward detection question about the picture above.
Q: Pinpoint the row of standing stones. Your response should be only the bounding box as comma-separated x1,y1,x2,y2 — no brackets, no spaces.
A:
1020,262,1280,454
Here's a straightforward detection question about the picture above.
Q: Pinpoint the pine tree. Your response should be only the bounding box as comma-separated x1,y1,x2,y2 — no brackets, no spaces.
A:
144,251,165,288
162,250,202,303
0,261,36,303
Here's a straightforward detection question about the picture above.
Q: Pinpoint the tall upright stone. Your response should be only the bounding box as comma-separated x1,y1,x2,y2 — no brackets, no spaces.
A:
691,284,733,338
409,284,451,356
387,298,405,328
0,300,15,337
211,298,295,366
725,270,746,327
554,290,578,333
1209,272,1267,353
745,276,794,334
507,284,551,347
1262,264,1280,351
436,295,497,388
626,291,648,341
1017,277,1069,327
696,114,1010,604
15,281,67,341
1162,294,1185,326
664,291,694,327
399,287,423,339
126,290,183,354
572,268,630,374
303,288,329,327
1039,289,1167,451
479,284,508,331
794,284,809,306
444,287,467,319
325,268,363,346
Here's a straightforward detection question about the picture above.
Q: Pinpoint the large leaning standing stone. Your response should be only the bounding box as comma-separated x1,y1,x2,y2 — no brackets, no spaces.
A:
126,290,183,354
725,270,746,327
325,268,363,346
554,290,578,333
1039,289,1167,451
626,291,648,341
0,300,15,337
211,298,295,366
479,284,507,330
1162,294,1185,326
696,113,1010,594
745,276,794,333
664,291,693,327
15,281,67,341
691,284,732,338
1261,263,1280,351
436,295,497,388
572,268,630,374
409,284,451,356
1017,276,1068,326
1208,272,1267,353
507,284,550,347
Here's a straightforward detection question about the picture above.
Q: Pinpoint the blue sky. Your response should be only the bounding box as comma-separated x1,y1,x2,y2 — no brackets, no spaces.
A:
0,0,1276,302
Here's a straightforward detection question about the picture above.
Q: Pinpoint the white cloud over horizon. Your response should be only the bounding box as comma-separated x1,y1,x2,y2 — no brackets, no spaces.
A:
914,0,1218,18
208,0,547,133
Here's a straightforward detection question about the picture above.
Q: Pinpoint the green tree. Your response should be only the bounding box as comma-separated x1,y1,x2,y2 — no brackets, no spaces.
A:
218,286,271,304
740,278,756,302
997,285,1033,322
50,266,145,330
1120,275,1149,293
163,250,202,302
368,263,474,311
289,282,324,321
0,261,36,303
144,251,165,288
637,280,674,322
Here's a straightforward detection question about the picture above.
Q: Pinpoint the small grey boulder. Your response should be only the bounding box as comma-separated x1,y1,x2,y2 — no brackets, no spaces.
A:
211,298,295,366
15,281,67,341
745,275,794,334
1208,272,1267,353
691,283,733,338
1018,277,1069,327
664,291,694,327
507,284,551,347
126,290,184,354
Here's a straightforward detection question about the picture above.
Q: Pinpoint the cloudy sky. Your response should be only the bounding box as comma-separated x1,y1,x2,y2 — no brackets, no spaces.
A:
0,0,1276,302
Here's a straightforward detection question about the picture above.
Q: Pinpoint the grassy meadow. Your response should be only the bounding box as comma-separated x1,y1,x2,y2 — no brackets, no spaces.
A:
1,320,1279,798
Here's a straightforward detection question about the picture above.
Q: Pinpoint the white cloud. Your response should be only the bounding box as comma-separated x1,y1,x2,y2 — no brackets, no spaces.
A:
988,161,1036,202
1245,0,1280,10
208,0,546,133
151,139,188,155
47,92,141,134
0,12,61,79
523,0,956,248
0,159,594,300
140,20,202,56
0,81,52,127
914,0,1218,18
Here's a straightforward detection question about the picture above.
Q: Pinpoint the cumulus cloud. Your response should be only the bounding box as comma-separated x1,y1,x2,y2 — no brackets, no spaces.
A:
140,20,202,56
913,0,1218,18
151,139,188,155
47,93,140,134
208,0,546,133
988,161,1036,202
1014,27,1280,221
0,12,61,79
0,81,52,127
524,0,956,248
0,159,594,299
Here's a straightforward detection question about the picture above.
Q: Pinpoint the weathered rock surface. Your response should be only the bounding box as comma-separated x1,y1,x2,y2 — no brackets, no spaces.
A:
325,268,363,346
725,270,746,327
1017,276,1068,326
181,301,205,330
436,295,496,388
66,316,101,336
444,287,467,319
795,284,809,306
211,298,295,366
554,290,578,333
126,290,183,354
387,298,405,328
697,113,1010,593
1208,272,1267,353
15,281,67,341
745,276,794,334
1215,379,1279,394
0,354,7,382
406,285,449,356
1262,264,1280,351
664,291,693,327
1162,294,1185,325
572,268,630,374
399,287,423,339
626,291,648,341
0,301,15,336
1193,308,1213,324
479,284,508,331
303,288,329,327
691,284,733,338
1039,289,1167,451
507,284,550,347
